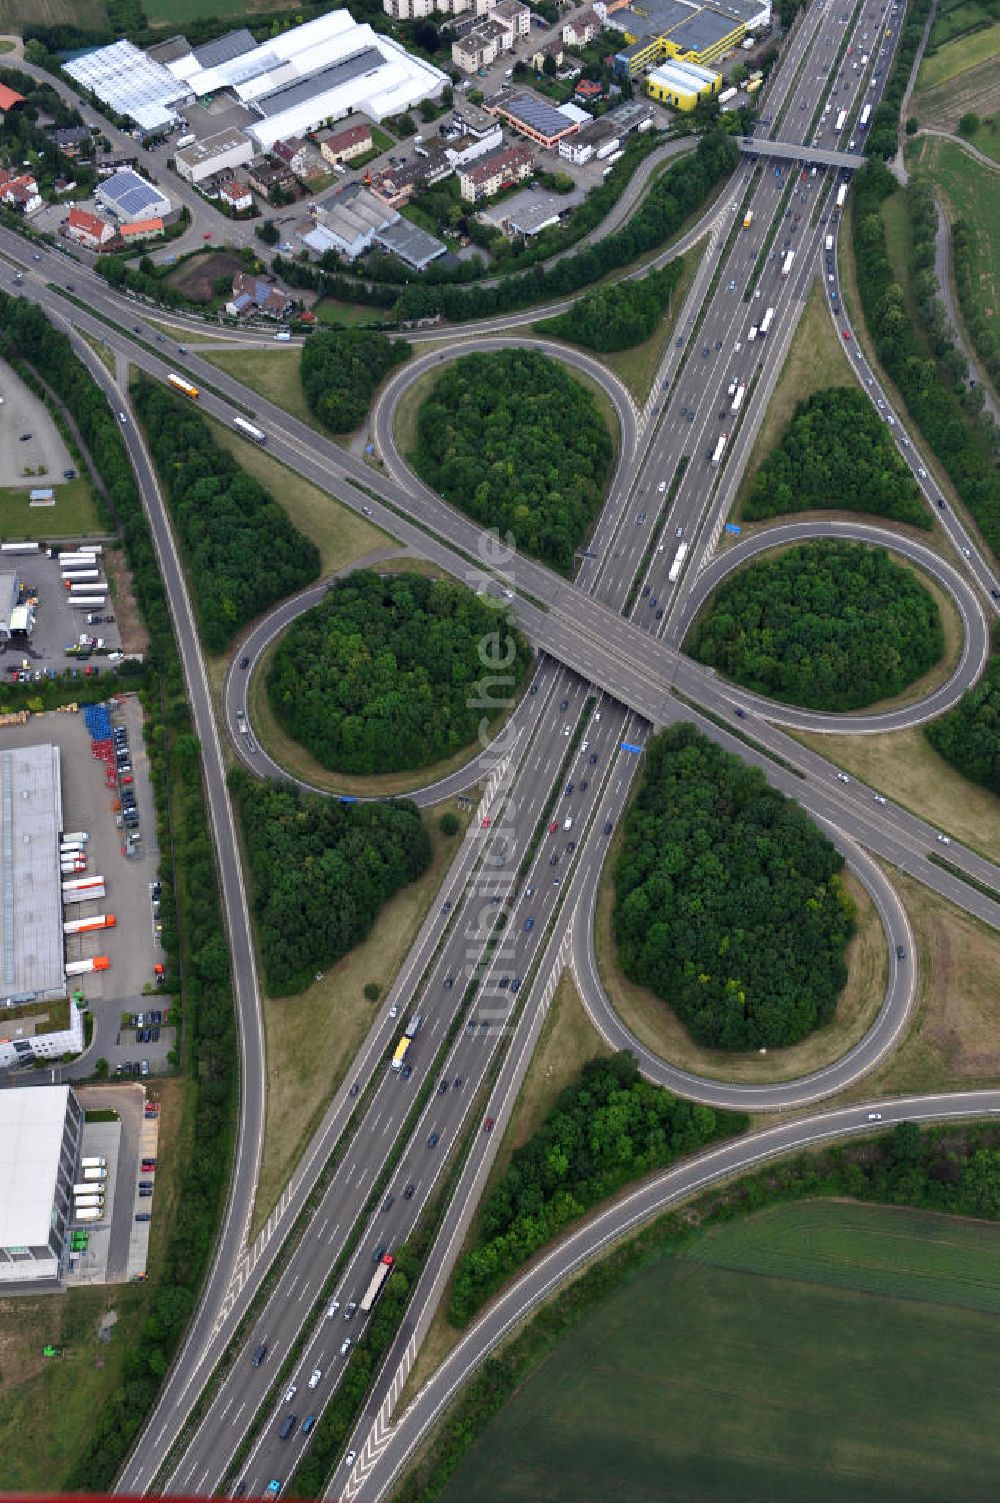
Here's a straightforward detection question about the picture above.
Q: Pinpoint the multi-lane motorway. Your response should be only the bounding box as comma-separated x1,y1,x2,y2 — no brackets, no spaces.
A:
4,0,1000,1495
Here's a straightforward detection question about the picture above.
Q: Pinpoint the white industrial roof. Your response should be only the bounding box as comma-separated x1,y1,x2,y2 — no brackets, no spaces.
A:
64,40,189,133
649,60,707,94
0,1086,68,1246
0,743,64,1002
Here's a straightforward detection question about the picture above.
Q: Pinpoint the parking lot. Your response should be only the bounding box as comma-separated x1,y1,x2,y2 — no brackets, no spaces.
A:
0,694,174,1077
64,1083,159,1285
0,359,75,489
1,544,123,677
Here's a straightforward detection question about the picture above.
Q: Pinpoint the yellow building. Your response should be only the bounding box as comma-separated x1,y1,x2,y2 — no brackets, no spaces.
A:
646,57,721,109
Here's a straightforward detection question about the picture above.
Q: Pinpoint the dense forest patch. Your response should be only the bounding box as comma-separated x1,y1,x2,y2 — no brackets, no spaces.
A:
743,387,930,529
685,541,944,711
230,772,431,995
926,628,1000,794
300,328,410,433
409,348,614,573
613,725,856,1051
267,570,531,774
131,379,320,652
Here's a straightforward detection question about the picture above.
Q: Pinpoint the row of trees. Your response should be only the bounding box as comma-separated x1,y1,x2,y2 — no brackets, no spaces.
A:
299,328,411,434
391,132,739,324
744,387,930,529
687,541,944,712
926,627,1000,795
613,725,856,1052
269,570,531,774
411,348,613,574
0,293,239,1491
537,262,684,353
130,378,320,652
951,216,1000,392
448,1052,738,1325
851,163,1000,563
229,772,430,995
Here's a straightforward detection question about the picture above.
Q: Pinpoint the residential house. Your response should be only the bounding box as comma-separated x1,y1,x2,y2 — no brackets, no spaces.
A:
384,0,495,17
247,157,294,197
318,121,373,167
227,270,294,320
52,125,93,157
272,137,312,178
531,40,565,69
0,169,42,216
562,10,603,45
218,177,253,212
119,217,165,242
0,84,25,117
574,78,605,102
64,205,116,250
494,0,531,40
458,140,533,201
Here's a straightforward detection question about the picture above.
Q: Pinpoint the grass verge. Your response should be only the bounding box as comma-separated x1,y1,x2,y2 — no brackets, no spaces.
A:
200,346,321,434
0,477,99,537
251,800,471,1234
910,133,1000,355
840,864,1000,1099
734,279,856,510
793,724,1000,864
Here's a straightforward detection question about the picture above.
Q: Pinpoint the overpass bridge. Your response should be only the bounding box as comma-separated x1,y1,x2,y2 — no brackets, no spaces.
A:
738,136,864,170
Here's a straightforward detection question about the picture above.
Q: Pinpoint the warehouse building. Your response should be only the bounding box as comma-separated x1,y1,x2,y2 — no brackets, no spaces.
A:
96,169,172,224
174,126,254,186
486,92,582,148
646,56,722,108
608,0,770,75
0,743,65,1006
0,1086,84,1286
64,40,191,135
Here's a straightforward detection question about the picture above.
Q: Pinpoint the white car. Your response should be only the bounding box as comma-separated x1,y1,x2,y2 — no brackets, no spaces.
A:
563,817,573,830
282,1384,297,1404
867,1111,882,1121
657,480,667,493
562,724,571,736
345,1452,357,1469
836,772,850,784
388,1002,398,1018
326,1300,340,1319
872,794,887,805
340,1338,352,1356
917,466,927,478
936,833,951,845
308,1368,323,1389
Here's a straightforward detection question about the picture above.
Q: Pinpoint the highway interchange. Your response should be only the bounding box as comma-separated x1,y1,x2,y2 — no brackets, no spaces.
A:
3,0,1000,1495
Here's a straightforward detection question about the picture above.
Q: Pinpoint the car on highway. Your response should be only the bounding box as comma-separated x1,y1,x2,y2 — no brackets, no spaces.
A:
344,1301,357,1319
657,480,667,492
282,1383,297,1404
936,833,951,844
266,1482,281,1497
549,821,558,833
524,916,534,930
896,945,905,960
867,1111,883,1121
279,1416,297,1441
842,329,851,340
837,772,850,783
428,1132,439,1148
404,1184,415,1198
340,1338,352,1356
345,1452,357,1470
302,1416,317,1436
326,1299,340,1319
483,1117,495,1132
636,511,646,524
240,657,250,669
308,1368,323,1389
438,1079,448,1094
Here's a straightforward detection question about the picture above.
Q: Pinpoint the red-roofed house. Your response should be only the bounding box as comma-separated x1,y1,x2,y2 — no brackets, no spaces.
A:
318,122,373,167
119,217,165,241
218,178,253,212
65,205,115,249
0,169,41,215
0,83,25,116
574,78,604,101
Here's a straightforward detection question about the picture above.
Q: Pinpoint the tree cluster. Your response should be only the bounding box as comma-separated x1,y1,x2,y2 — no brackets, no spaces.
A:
952,216,1000,392
863,0,933,160
300,327,411,434
851,164,1000,562
390,132,738,324
538,262,683,353
0,293,238,1493
448,1052,737,1324
613,725,856,1052
744,387,930,528
925,627,1000,794
130,378,320,652
268,570,531,775
687,540,944,712
411,348,613,573
0,67,95,198
230,772,431,995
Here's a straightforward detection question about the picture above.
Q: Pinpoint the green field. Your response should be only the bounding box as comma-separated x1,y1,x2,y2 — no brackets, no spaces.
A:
0,0,106,29
0,478,100,538
442,1201,1000,1503
918,17,1000,88
143,0,300,22
911,135,1000,348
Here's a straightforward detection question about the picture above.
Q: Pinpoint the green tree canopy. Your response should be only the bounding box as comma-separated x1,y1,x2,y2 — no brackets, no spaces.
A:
268,570,531,774
685,541,944,712
410,348,613,573
613,725,856,1051
744,387,930,529
300,328,410,433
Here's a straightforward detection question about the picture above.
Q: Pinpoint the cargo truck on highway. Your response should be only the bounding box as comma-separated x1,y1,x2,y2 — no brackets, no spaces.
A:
759,306,775,335
711,434,728,465
731,383,746,414
835,183,848,210
781,250,795,278
836,108,848,130
742,209,754,229
668,542,689,582
360,1254,395,1311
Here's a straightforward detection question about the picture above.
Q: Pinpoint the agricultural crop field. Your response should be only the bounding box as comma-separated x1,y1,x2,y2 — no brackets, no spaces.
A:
914,0,1000,130
0,0,106,28
442,1201,1000,1503
143,0,301,21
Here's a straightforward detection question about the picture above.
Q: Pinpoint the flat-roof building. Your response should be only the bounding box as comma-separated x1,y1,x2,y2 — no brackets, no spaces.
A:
486,91,581,148
0,743,64,1005
174,125,254,185
0,1086,83,1285
64,40,190,134
646,57,721,107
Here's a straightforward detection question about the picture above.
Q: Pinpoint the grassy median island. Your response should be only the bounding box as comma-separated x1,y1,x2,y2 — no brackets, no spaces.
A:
267,569,531,777
438,1198,1000,1503
686,541,945,713
407,348,614,574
